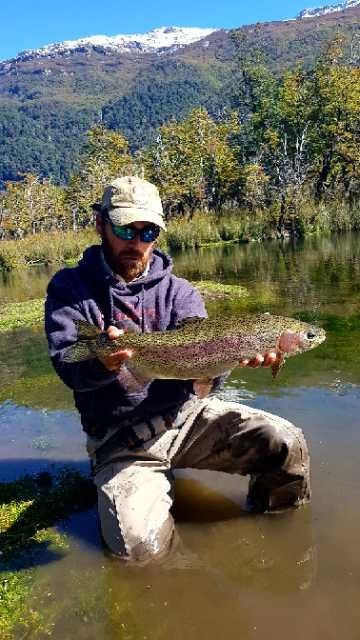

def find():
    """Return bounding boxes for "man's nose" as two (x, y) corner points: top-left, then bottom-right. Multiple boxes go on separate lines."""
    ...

(128, 235), (142, 246)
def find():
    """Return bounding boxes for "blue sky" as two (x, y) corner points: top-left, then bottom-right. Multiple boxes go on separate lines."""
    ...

(1, 0), (340, 61)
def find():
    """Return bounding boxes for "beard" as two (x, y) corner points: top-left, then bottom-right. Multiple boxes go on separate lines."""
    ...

(102, 236), (150, 282)
(117, 253), (149, 281)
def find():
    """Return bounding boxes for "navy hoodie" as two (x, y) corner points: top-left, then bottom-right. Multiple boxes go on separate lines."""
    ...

(45, 244), (207, 438)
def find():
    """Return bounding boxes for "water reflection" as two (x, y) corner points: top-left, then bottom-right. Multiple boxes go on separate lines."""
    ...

(0, 264), (56, 304)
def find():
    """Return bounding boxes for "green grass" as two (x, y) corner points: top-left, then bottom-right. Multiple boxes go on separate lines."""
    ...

(193, 280), (249, 300)
(0, 299), (44, 332)
(0, 571), (52, 640)
(0, 470), (95, 558)
(0, 470), (96, 639)
(0, 229), (98, 272)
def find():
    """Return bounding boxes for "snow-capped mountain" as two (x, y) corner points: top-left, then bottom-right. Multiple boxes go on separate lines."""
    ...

(14, 26), (217, 62)
(298, 0), (360, 18)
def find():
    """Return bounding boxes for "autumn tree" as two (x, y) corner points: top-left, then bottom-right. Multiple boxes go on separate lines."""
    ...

(310, 37), (360, 201)
(65, 126), (136, 228)
(141, 107), (240, 214)
(0, 174), (66, 238)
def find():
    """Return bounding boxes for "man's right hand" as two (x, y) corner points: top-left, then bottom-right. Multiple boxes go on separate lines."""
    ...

(97, 325), (133, 372)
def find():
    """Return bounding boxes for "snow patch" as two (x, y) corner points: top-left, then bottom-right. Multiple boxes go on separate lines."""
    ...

(298, 0), (360, 19)
(14, 26), (218, 61)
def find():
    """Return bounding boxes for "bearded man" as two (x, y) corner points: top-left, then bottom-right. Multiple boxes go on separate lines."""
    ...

(45, 176), (310, 562)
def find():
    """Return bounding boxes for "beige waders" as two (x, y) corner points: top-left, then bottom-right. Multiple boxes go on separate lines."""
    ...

(89, 397), (310, 562)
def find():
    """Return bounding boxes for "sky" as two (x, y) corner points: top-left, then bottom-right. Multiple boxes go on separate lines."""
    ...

(0, 0), (342, 61)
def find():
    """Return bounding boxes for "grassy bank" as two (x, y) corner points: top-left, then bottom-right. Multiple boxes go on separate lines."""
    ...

(0, 282), (249, 333)
(0, 229), (98, 272)
(0, 211), (248, 272)
(1, 200), (359, 272)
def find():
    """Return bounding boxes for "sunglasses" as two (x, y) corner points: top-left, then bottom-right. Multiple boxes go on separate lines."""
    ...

(108, 221), (160, 243)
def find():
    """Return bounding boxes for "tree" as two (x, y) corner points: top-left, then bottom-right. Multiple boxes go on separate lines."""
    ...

(65, 126), (136, 228)
(305, 36), (360, 201)
(0, 174), (66, 238)
(140, 108), (240, 214)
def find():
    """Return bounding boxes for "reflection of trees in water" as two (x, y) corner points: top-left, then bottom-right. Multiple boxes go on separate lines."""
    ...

(0, 326), (48, 381)
(0, 325), (72, 409)
(0, 263), (56, 304)
(174, 233), (360, 316)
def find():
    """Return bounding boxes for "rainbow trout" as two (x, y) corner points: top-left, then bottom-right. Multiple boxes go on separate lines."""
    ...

(63, 314), (326, 379)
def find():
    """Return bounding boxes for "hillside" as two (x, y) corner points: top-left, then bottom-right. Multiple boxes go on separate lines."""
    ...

(0, 5), (359, 184)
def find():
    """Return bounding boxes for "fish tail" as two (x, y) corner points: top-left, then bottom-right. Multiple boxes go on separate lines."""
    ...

(62, 321), (101, 362)
(76, 320), (101, 340)
(62, 341), (95, 362)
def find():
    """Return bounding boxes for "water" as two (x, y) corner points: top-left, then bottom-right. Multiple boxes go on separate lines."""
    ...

(1, 234), (360, 639)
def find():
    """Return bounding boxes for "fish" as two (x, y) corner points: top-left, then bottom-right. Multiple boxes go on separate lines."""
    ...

(62, 314), (326, 380)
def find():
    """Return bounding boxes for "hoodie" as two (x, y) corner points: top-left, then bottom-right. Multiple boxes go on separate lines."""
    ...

(45, 244), (207, 438)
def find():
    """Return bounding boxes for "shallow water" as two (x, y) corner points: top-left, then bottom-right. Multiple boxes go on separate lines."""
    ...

(1, 233), (360, 639)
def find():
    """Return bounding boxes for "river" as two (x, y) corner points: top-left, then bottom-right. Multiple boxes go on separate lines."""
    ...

(1, 233), (359, 639)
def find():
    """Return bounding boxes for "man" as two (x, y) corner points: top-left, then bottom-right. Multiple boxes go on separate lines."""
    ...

(45, 176), (310, 562)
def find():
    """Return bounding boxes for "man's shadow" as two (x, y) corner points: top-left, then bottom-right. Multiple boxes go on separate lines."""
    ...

(0, 460), (98, 571)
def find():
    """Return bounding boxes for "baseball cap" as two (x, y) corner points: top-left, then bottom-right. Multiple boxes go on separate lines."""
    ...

(98, 176), (166, 231)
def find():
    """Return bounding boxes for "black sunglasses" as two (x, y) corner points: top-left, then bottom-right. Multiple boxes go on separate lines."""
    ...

(108, 220), (160, 243)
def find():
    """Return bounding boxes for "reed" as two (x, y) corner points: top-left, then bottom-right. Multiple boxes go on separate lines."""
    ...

(164, 209), (270, 250)
(0, 229), (98, 271)
(0, 200), (359, 271)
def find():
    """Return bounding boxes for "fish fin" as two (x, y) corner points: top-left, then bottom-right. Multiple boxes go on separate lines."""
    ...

(271, 354), (285, 378)
(62, 342), (94, 363)
(119, 364), (152, 394)
(76, 320), (101, 340)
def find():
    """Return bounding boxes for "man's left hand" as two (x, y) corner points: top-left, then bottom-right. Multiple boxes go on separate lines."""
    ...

(193, 378), (214, 398)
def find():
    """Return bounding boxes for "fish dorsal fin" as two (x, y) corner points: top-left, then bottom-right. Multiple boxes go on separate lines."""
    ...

(76, 320), (101, 340)
(176, 317), (206, 330)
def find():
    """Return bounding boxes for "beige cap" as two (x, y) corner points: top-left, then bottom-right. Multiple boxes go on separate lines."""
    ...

(100, 176), (166, 231)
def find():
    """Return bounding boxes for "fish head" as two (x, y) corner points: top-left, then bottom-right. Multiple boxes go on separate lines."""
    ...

(277, 322), (326, 355)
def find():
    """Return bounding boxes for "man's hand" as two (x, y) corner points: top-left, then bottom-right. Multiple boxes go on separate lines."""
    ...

(193, 378), (214, 399)
(97, 325), (133, 372)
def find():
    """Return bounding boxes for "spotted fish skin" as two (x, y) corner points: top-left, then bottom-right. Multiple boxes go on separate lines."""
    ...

(62, 314), (326, 380)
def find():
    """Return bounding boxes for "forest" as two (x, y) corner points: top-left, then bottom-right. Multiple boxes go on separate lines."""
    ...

(0, 37), (359, 251)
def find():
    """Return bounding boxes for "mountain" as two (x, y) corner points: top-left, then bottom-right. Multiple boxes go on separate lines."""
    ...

(298, 0), (360, 19)
(13, 27), (217, 62)
(0, 3), (359, 185)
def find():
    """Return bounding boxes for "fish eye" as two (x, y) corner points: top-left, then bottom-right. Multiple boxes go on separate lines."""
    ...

(306, 330), (316, 340)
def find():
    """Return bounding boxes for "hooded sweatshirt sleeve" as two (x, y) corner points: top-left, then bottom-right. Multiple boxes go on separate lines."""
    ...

(45, 272), (119, 392)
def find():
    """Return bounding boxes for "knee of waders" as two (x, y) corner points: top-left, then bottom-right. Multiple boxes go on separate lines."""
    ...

(247, 470), (311, 512)
(230, 417), (289, 475)
(99, 511), (175, 562)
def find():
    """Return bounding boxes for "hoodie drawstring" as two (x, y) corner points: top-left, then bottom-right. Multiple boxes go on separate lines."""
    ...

(141, 285), (145, 333)
(109, 286), (115, 326)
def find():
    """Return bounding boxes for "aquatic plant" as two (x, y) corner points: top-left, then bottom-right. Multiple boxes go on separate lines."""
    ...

(0, 299), (44, 332)
(0, 281), (250, 334)
(0, 469), (96, 639)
